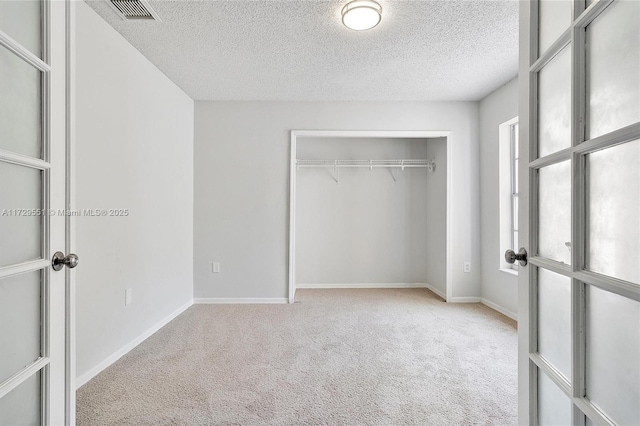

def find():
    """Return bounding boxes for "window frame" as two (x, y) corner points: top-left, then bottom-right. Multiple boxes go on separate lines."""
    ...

(510, 121), (519, 269)
(499, 116), (520, 274)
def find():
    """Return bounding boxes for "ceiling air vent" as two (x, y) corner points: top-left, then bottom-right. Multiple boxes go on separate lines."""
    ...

(106, 0), (161, 21)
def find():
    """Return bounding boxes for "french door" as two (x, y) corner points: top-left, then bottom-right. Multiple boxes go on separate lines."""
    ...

(0, 0), (68, 424)
(519, 0), (639, 425)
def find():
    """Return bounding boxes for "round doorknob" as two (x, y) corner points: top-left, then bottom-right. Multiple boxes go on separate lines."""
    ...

(52, 251), (79, 271)
(505, 247), (528, 266)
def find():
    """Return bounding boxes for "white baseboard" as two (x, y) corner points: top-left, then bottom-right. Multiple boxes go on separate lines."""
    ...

(75, 300), (193, 389)
(448, 296), (482, 303)
(194, 298), (288, 304)
(296, 283), (427, 289)
(481, 297), (518, 321)
(424, 283), (446, 300)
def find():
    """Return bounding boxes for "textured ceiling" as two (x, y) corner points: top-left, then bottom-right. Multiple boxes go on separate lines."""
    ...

(85, 0), (519, 101)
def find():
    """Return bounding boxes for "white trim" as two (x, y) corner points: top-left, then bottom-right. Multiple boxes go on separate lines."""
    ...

(499, 268), (519, 277)
(296, 283), (427, 289)
(0, 28), (51, 72)
(0, 259), (51, 279)
(75, 300), (192, 389)
(64, 0), (77, 423)
(288, 130), (454, 304)
(445, 132), (453, 303)
(194, 298), (289, 304)
(500, 116), (520, 128)
(518, 2), (533, 422)
(448, 296), (481, 303)
(47, 1), (67, 421)
(480, 298), (518, 321)
(0, 357), (50, 399)
(290, 130), (451, 139)
(0, 150), (51, 170)
(288, 131), (296, 303)
(425, 283), (446, 300)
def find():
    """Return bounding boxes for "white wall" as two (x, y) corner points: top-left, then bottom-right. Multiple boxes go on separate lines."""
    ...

(75, 2), (194, 382)
(479, 77), (519, 318)
(194, 102), (479, 301)
(295, 137), (444, 286)
(424, 138), (448, 296)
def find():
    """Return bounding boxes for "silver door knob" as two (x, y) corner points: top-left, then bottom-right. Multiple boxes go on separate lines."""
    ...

(52, 251), (79, 271)
(505, 247), (528, 266)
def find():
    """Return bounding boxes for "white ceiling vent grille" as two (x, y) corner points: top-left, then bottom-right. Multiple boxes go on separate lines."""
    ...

(106, 0), (161, 21)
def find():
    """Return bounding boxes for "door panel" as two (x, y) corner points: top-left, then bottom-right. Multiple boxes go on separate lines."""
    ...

(538, 0), (572, 55)
(0, 162), (43, 267)
(0, 0), (42, 59)
(538, 268), (572, 380)
(586, 0), (640, 139)
(538, 368), (573, 425)
(587, 139), (640, 284)
(538, 160), (571, 265)
(0, 271), (42, 384)
(586, 285), (640, 425)
(0, 371), (41, 426)
(521, 0), (640, 424)
(538, 46), (572, 158)
(0, 43), (43, 159)
(0, 0), (67, 424)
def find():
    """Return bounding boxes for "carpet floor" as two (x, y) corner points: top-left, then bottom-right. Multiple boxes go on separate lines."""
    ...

(77, 289), (518, 425)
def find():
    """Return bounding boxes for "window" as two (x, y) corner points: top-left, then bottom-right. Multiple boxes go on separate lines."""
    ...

(499, 117), (519, 273)
(510, 122), (519, 262)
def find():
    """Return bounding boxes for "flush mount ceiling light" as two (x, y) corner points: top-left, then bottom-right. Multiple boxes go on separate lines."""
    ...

(341, 0), (382, 31)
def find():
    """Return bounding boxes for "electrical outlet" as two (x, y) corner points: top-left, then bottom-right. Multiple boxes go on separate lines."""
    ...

(212, 262), (220, 273)
(463, 262), (471, 273)
(125, 288), (133, 306)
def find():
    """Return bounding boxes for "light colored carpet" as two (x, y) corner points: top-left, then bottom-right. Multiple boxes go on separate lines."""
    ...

(77, 289), (517, 425)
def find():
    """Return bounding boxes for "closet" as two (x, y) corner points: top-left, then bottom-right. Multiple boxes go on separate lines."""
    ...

(291, 136), (447, 297)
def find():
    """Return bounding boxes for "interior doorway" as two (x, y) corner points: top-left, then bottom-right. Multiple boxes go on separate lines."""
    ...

(288, 130), (453, 303)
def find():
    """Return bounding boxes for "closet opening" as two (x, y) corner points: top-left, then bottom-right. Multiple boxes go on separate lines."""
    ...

(288, 131), (453, 303)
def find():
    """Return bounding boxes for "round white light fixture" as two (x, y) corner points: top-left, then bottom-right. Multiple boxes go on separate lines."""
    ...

(341, 0), (382, 31)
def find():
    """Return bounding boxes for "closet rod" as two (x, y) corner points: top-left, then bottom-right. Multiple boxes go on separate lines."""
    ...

(296, 159), (435, 169)
(295, 159), (435, 182)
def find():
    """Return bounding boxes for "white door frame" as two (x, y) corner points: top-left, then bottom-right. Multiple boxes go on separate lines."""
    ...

(0, 0), (71, 423)
(288, 130), (453, 303)
(64, 0), (77, 423)
(518, 2), (532, 422)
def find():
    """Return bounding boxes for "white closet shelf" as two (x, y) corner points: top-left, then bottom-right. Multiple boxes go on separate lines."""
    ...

(296, 159), (435, 169)
(295, 159), (435, 182)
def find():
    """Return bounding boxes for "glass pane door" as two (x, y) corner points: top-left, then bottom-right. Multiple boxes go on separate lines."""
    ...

(525, 0), (640, 424)
(0, 1), (66, 424)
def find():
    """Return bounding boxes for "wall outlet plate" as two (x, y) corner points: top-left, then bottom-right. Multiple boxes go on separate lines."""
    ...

(212, 262), (220, 273)
(125, 288), (133, 305)
(463, 262), (471, 273)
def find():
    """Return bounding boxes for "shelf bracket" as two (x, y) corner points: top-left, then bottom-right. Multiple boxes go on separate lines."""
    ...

(331, 160), (339, 184)
(427, 159), (436, 172)
(391, 168), (400, 182)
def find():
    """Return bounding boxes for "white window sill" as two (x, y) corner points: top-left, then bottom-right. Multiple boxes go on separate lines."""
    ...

(499, 268), (519, 277)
